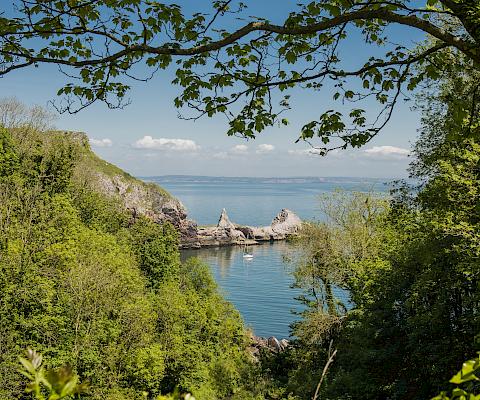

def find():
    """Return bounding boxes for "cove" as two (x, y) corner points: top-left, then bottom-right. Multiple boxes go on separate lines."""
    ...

(158, 176), (385, 338)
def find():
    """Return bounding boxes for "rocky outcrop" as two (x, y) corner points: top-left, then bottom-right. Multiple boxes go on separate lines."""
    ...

(217, 208), (236, 229)
(90, 164), (300, 249)
(271, 209), (303, 236)
(91, 170), (198, 241)
(249, 335), (290, 359)
(63, 130), (197, 243)
(192, 208), (246, 248)
(67, 131), (301, 248)
(236, 209), (302, 242)
(185, 208), (302, 248)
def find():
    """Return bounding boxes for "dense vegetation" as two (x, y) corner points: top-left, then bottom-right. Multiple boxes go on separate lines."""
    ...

(3, 52), (480, 398)
(0, 115), (257, 400)
(1, 5), (480, 396)
(256, 50), (480, 399)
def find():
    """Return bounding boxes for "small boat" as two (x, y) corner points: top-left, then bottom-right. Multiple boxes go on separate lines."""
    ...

(243, 240), (254, 259)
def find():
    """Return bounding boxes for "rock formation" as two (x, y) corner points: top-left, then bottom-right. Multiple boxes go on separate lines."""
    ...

(95, 173), (198, 241)
(249, 334), (290, 359)
(189, 208), (302, 248)
(217, 208), (237, 229)
(70, 131), (198, 243)
(193, 208), (246, 248)
(271, 208), (303, 236)
(91, 164), (301, 249)
(236, 209), (302, 242)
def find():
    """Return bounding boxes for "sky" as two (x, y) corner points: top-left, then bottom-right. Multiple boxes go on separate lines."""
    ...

(0, 1), (427, 178)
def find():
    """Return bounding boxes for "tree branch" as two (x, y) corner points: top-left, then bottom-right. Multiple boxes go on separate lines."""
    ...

(1, 6), (477, 73)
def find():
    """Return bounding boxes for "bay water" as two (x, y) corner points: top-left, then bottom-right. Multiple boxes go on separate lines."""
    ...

(147, 176), (389, 338)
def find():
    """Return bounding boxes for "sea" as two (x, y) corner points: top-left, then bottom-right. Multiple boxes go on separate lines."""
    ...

(145, 176), (391, 339)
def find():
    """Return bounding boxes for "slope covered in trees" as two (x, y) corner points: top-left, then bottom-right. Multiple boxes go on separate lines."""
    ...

(2, 60), (480, 398)
(0, 113), (258, 399)
(258, 49), (480, 400)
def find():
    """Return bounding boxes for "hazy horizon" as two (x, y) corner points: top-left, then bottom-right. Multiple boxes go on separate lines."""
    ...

(142, 174), (402, 180)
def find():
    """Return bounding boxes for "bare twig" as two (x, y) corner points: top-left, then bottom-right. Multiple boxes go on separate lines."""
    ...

(312, 341), (338, 400)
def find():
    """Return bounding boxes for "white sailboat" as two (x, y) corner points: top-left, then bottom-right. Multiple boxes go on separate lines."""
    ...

(243, 239), (254, 259)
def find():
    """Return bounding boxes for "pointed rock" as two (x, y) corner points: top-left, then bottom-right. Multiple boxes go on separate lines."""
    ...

(217, 208), (236, 229)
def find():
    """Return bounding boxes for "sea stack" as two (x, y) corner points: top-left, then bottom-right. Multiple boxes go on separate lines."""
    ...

(217, 208), (236, 229)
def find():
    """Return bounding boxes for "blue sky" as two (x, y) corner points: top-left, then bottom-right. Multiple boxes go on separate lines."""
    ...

(1, 1), (426, 178)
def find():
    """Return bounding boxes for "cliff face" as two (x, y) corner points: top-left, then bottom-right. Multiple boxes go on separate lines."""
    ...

(69, 131), (198, 241)
(95, 173), (198, 240)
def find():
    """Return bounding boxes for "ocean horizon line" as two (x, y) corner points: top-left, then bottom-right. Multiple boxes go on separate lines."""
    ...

(140, 174), (405, 181)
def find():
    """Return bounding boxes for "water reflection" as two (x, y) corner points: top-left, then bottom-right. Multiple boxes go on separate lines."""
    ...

(182, 244), (265, 278)
(181, 241), (302, 338)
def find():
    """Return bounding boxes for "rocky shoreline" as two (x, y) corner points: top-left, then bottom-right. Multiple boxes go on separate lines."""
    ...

(180, 208), (302, 249)
(248, 334), (290, 361)
(91, 159), (301, 248)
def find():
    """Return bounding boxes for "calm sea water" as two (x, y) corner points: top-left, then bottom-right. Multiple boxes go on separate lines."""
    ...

(146, 176), (390, 338)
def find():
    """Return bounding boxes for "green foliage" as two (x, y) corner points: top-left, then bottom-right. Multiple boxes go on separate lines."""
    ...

(19, 349), (87, 400)
(0, 106), (256, 399)
(433, 355), (480, 400)
(280, 191), (390, 399)
(271, 48), (480, 400)
(127, 218), (180, 286)
(70, 184), (129, 233)
(0, 128), (19, 178)
(1, 2), (479, 150)
(154, 258), (249, 398)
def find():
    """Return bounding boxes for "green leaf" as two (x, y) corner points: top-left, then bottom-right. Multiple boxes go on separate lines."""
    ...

(450, 359), (480, 384)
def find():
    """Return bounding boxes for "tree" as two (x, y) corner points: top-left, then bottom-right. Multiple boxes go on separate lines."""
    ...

(281, 191), (389, 399)
(322, 51), (480, 399)
(276, 53), (480, 397)
(0, 102), (258, 399)
(1, 1), (479, 151)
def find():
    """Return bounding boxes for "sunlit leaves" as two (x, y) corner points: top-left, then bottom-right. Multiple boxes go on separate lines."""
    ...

(0, 0), (478, 149)
(433, 355), (480, 400)
(19, 348), (87, 400)
(450, 358), (480, 385)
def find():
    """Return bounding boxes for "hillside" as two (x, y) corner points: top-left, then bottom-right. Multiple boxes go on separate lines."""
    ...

(0, 124), (256, 400)
(66, 131), (199, 241)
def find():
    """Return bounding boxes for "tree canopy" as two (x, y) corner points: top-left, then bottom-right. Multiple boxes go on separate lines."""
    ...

(1, 1), (479, 151)
(0, 105), (257, 399)
(266, 48), (480, 400)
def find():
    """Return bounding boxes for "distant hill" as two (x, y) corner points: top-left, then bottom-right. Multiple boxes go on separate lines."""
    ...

(143, 175), (395, 185)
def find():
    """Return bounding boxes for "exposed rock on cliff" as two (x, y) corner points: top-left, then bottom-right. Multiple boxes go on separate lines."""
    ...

(95, 174), (198, 240)
(70, 131), (198, 242)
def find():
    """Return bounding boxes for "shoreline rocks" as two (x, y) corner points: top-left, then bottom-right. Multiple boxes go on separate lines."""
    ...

(249, 334), (290, 359)
(95, 170), (301, 249)
(67, 131), (301, 250)
(180, 208), (302, 249)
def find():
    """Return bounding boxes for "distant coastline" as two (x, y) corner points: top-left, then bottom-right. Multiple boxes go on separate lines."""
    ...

(142, 175), (400, 185)
(142, 175), (398, 228)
